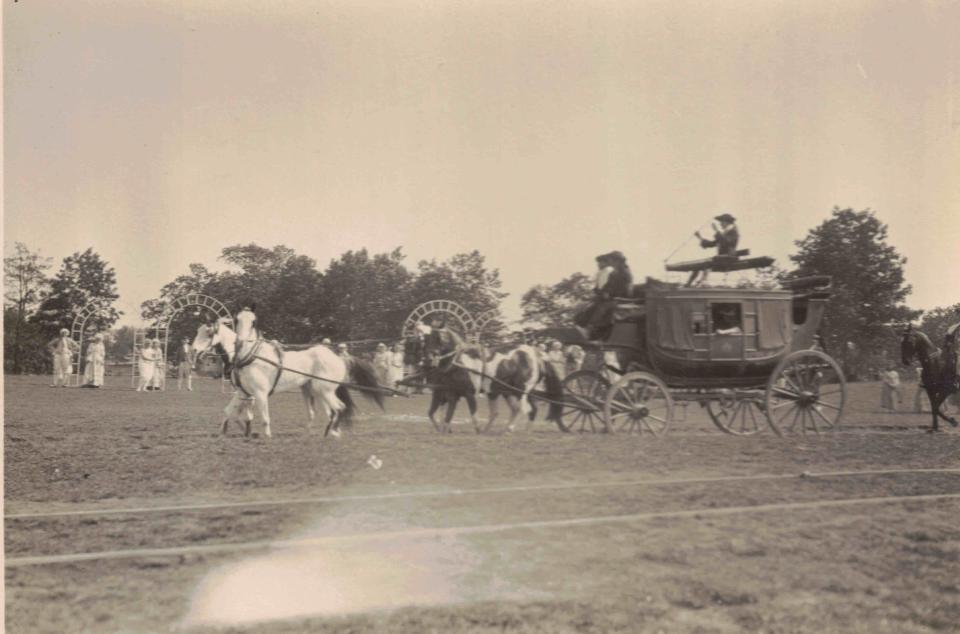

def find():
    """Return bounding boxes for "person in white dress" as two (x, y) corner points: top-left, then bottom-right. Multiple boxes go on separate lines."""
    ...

(176, 337), (196, 391)
(83, 333), (106, 388)
(137, 339), (158, 392)
(373, 342), (391, 387)
(48, 328), (79, 387)
(389, 342), (406, 395)
(150, 339), (165, 391)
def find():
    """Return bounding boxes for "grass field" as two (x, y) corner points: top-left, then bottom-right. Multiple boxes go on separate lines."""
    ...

(5, 373), (960, 633)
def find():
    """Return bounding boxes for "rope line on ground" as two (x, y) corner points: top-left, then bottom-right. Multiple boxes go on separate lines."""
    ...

(8, 491), (960, 567)
(8, 468), (960, 520)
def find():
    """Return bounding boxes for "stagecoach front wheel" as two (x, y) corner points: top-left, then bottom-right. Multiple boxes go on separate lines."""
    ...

(603, 372), (673, 435)
(705, 393), (767, 436)
(557, 370), (609, 433)
(764, 350), (846, 436)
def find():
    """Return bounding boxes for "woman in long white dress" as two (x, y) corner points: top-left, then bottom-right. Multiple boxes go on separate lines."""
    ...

(389, 343), (405, 395)
(83, 333), (106, 387)
(373, 343), (391, 387)
(150, 339), (165, 391)
(137, 339), (157, 392)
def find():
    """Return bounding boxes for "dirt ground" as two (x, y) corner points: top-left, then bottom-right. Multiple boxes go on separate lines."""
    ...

(5, 374), (960, 633)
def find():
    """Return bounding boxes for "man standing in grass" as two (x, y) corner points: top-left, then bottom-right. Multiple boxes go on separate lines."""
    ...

(47, 328), (78, 387)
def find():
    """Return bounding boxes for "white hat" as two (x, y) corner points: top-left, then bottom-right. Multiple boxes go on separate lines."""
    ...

(337, 343), (348, 350)
(60, 328), (69, 335)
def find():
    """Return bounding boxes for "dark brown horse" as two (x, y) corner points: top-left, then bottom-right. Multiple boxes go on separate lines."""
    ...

(421, 326), (484, 433)
(421, 326), (563, 434)
(901, 324), (959, 432)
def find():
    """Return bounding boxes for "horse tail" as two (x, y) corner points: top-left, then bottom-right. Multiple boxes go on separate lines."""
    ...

(348, 358), (387, 411)
(336, 383), (357, 428)
(542, 363), (564, 423)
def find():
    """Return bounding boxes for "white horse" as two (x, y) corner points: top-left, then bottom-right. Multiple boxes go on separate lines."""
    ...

(192, 313), (384, 438)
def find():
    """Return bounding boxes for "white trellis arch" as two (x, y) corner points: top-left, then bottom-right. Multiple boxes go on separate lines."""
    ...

(401, 300), (476, 340)
(133, 293), (233, 391)
(472, 308), (502, 342)
(69, 301), (110, 386)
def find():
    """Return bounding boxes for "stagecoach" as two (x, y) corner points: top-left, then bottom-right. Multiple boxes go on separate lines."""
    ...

(556, 255), (845, 436)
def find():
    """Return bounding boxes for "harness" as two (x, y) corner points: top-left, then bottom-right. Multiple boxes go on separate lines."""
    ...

(232, 336), (285, 398)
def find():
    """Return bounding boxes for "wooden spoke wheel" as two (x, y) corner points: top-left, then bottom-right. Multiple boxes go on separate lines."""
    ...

(603, 371), (674, 435)
(557, 370), (609, 433)
(764, 350), (846, 436)
(705, 392), (767, 436)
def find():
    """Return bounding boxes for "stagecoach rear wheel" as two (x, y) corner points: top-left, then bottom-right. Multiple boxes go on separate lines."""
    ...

(764, 350), (846, 436)
(705, 393), (767, 436)
(557, 370), (609, 433)
(603, 371), (674, 435)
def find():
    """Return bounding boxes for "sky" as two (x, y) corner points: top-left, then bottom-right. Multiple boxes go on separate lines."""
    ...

(5, 0), (959, 328)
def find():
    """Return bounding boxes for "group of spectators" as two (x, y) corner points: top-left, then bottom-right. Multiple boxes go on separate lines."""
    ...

(530, 339), (586, 382)
(880, 365), (960, 414)
(47, 328), (106, 389)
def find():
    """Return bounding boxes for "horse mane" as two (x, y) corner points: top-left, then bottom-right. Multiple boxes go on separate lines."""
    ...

(912, 330), (935, 351)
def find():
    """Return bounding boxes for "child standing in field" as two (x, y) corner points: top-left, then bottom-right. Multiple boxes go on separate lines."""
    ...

(881, 366), (902, 411)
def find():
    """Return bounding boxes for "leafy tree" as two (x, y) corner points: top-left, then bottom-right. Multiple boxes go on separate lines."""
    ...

(4, 242), (52, 373)
(319, 248), (413, 341)
(784, 208), (918, 379)
(107, 325), (137, 363)
(410, 251), (508, 335)
(520, 272), (594, 328)
(918, 304), (960, 344)
(33, 248), (122, 338)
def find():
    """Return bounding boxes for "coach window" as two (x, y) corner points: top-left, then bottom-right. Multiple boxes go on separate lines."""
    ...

(711, 303), (743, 335)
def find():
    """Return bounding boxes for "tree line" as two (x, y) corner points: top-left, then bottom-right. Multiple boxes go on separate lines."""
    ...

(6, 207), (959, 379)
(4, 244), (508, 372)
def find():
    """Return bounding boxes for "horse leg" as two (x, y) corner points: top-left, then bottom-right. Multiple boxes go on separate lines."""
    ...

(526, 398), (538, 432)
(485, 394), (500, 434)
(444, 398), (458, 433)
(935, 399), (959, 429)
(301, 385), (316, 432)
(427, 392), (444, 432)
(255, 396), (272, 438)
(239, 399), (256, 437)
(464, 392), (480, 433)
(505, 395), (521, 433)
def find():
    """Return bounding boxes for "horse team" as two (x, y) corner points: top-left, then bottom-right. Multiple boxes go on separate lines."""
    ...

(191, 310), (565, 438)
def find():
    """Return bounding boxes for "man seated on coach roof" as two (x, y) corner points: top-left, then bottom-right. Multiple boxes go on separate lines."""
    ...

(696, 213), (739, 257)
(689, 213), (740, 285)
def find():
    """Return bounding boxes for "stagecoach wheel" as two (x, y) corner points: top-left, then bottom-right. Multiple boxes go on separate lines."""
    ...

(764, 350), (846, 436)
(557, 370), (610, 433)
(603, 372), (673, 435)
(705, 393), (767, 436)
